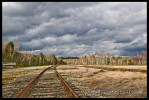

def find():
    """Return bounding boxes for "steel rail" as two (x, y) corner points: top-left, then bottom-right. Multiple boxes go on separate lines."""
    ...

(13, 66), (79, 98)
(54, 66), (79, 98)
(12, 66), (52, 98)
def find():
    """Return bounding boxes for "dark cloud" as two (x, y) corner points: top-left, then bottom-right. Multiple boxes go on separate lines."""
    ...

(114, 33), (133, 43)
(2, 2), (147, 57)
(121, 43), (147, 56)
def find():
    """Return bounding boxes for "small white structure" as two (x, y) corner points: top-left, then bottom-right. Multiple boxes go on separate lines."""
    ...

(2, 62), (16, 66)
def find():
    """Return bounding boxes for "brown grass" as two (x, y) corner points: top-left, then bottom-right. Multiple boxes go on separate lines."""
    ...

(57, 65), (147, 98)
(85, 71), (147, 98)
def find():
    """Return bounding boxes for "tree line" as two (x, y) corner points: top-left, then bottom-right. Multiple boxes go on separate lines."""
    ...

(65, 51), (147, 65)
(2, 41), (66, 67)
(2, 41), (147, 66)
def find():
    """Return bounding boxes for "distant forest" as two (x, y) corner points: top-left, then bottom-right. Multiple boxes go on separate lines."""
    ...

(60, 57), (79, 59)
(65, 51), (147, 65)
(2, 41), (147, 67)
(2, 41), (66, 67)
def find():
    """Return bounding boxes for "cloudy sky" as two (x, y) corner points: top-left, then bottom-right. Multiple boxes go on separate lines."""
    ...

(2, 2), (147, 57)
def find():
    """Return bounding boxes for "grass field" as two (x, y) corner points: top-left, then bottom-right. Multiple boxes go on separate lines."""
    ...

(57, 65), (147, 98)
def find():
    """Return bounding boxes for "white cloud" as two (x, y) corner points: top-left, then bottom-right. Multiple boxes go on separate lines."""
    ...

(2, 2), (147, 57)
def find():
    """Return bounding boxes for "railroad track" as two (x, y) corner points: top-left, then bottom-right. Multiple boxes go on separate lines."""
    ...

(12, 66), (79, 98)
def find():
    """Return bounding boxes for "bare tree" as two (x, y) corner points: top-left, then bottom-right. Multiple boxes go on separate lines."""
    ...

(141, 51), (147, 65)
(101, 51), (105, 65)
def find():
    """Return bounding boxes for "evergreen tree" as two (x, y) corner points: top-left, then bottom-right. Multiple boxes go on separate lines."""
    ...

(107, 57), (110, 65)
(58, 58), (65, 65)
(50, 54), (57, 65)
(4, 41), (14, 62)
(39, 52), (44, 65)
(5, 41), (14, 56)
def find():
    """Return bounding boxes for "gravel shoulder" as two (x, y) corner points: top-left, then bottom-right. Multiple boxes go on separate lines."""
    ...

(2, 68), (46, 98)
(2, 66), (51, 85)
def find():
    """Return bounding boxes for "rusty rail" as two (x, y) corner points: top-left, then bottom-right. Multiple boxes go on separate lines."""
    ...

(12, 66), (52, 98)
(54, 66), (79, 98)
(13, 66), (79, 98)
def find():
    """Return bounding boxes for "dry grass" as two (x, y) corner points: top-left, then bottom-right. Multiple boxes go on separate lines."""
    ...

(79, 65), (147, 70)
(57, 65), (147, 98)
(35, 65), (51, 69)
(85, 71), (147, 98)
